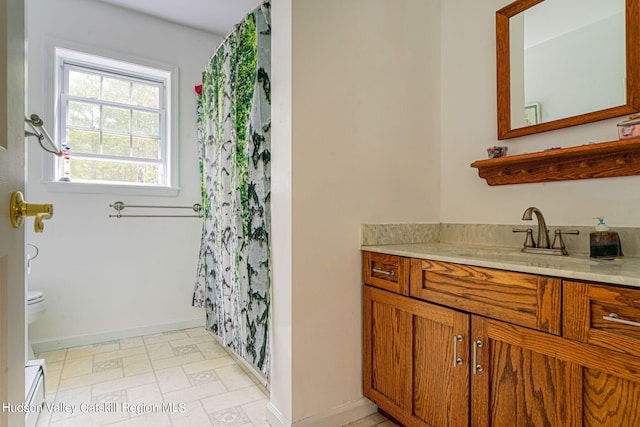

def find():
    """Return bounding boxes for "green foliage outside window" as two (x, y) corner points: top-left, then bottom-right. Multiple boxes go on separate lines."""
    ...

(62, 66), (165, 185)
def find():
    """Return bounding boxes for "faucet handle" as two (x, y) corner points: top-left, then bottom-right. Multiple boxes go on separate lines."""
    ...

(551, 229), (580, 251)
(513, 227), (535, 248)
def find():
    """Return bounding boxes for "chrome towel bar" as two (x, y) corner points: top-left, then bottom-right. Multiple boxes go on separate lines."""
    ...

(109, 201), (203, 218)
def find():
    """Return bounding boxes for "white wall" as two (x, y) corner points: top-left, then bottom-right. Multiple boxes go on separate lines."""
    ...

(271, 0), (442, 424)
(269, 0), (293, 423)
(26, 0), (220, 345)
(441, 0), (640, 227)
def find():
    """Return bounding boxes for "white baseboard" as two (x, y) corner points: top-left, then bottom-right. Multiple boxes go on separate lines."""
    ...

(267, 401), (291, 427)
(267, 398), (377, 427)
(207, 333), (270, 395)
(30, 318), (205, 353)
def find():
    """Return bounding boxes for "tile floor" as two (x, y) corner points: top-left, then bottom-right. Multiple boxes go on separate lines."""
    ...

(34, 327), (269, 427)
(34, 327), (396, 427)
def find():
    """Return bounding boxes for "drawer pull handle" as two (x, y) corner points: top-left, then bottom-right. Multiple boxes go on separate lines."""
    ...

(372, 268), (395, 276)
(472, 340), (483, 375)
(453, 335), (463, 367)
(604, 313), (640, 328)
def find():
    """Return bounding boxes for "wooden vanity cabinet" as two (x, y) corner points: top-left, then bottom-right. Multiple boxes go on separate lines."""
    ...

(362, 251), (640, 426)
(363, 282), (573, 427)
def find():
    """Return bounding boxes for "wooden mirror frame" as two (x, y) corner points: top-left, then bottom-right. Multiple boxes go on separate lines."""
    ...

(497, 0), (640, 140)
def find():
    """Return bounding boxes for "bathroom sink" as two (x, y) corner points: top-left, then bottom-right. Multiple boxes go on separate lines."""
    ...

(428, 245), (601, 267)
(498, 252), (600, 267)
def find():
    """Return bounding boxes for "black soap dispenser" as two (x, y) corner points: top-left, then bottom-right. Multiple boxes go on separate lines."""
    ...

(590, 217), (623, 259)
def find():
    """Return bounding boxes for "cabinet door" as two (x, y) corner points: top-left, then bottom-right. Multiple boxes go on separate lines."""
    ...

(363, 285), (469, 427)
(471, 316), (582, 427)
(471, 316), (640, 426)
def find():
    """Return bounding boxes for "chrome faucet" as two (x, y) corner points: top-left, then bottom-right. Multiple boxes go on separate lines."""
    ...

(521, 207), (550, 248)
(513, 206), (579, 256)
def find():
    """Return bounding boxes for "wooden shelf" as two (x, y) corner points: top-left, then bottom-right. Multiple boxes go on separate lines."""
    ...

(471, 138), (640, 185)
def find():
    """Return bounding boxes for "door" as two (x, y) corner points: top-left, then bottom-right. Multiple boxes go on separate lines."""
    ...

(471, 316), (582, 427)
(1, 1), (26, 426)
(363, 285), (469, 427)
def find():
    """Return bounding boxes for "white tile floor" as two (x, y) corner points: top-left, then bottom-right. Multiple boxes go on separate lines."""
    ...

(33, 327), (396, 427)
(34, 327), (269, 427)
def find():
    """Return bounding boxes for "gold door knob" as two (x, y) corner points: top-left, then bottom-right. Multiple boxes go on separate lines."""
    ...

(10, 191), (53, 233)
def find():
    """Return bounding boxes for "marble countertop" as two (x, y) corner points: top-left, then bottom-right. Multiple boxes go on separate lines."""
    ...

(361, 242), (640, 288)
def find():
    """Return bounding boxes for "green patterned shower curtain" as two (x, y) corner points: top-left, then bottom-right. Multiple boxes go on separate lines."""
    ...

(194, 2), (271, 378)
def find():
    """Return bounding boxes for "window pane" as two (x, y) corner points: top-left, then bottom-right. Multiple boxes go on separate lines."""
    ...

(68, 101), (100, 128)
(103, 106), (130, 132)
(67, 129), (99, 155)
(132, 137), (160, 159)
(102, 77), (131, 104)
(69, 70), (100, 99)
(132, 111), (160, 136)
(70, 159), (161, 184)
(132, 83), (159, 109)
(103, 133), (131, 156)
(59, 52), (170, 186)
(141, 164), (160, 183)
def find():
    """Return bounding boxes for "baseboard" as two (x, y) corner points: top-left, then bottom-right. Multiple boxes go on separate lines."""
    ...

(30, 318), (205, 353)
(267, 397), (377, 427)
(267, 401), (291, 427)
(207, 333), (270, 395)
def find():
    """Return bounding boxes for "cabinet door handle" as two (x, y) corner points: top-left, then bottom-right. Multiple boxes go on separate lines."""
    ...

(453, 335), (463, 367)
(472, 340), (483, 375)
(603, 313), (640, 328)
(372, 268), (395, 276)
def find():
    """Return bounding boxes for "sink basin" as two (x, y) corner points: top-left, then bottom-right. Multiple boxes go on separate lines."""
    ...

(498, 252), (600, 267)
(429, 245), (601, 267)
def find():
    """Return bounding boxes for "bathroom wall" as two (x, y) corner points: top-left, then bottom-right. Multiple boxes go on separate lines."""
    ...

(440, 0), (640, 228)
(270, 0), (442, 424)
(272, 0), (640, 424)
(26, 0), (220, 347)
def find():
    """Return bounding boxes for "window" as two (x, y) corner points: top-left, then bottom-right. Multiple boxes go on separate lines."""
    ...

(54, 48), (174, 187)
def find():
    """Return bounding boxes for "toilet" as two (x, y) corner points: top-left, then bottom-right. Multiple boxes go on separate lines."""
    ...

(27, 290), (46, 361)
(26, 290), (46, 427)
(27, 290), (46, 325)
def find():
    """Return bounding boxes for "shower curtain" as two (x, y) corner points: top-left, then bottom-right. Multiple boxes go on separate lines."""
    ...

(194, 2), (271, 378)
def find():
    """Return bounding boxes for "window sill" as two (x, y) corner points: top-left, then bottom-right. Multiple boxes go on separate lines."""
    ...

(42, 180), (181, 197)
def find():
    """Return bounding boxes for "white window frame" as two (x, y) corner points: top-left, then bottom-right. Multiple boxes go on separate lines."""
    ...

(44, 44), (180, 196)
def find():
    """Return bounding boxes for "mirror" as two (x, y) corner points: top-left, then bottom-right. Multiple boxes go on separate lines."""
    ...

(497, 0), (640, 139)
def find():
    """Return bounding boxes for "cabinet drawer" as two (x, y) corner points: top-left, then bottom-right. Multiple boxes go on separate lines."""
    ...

(564, 281), (640, 357)
(362, 251), (410, 295)
(410, 259), (561, 334)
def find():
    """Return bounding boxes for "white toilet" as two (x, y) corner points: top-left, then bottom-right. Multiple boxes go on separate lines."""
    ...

(27, 290), (46, 325)
(26, 289), (47, 427)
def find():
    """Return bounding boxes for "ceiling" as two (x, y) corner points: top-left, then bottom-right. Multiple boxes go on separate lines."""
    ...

(97, 0), (263, 36)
